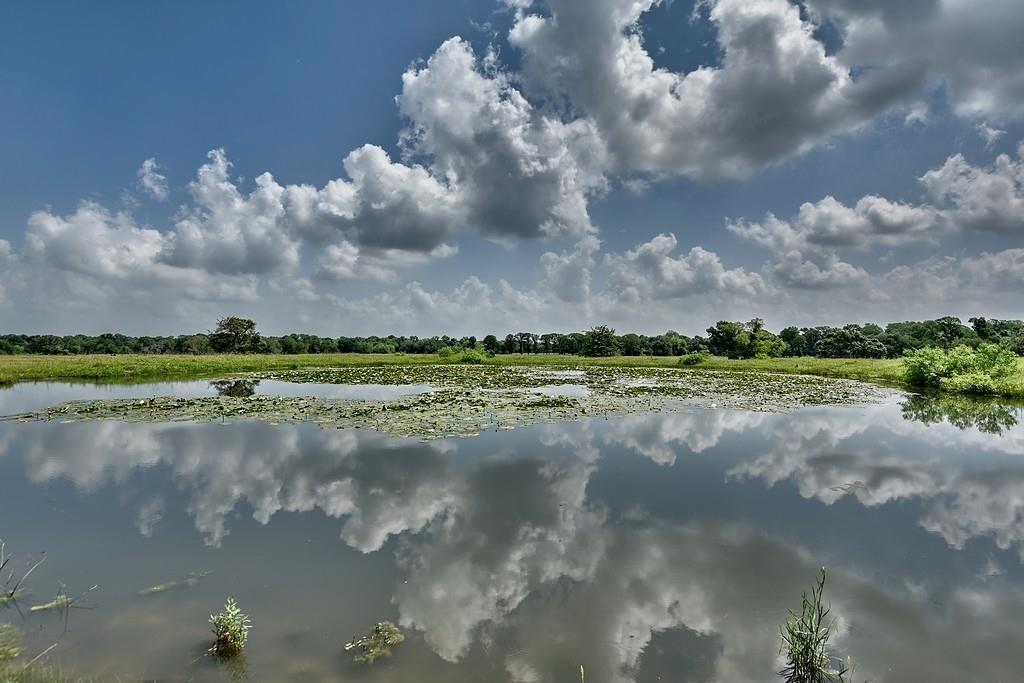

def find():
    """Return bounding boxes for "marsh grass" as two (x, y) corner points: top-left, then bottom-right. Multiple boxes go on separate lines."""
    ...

(344, 622), (404, 664)
(0, 626), (75, 683)
(0, 353), (905, 386)
(0, 624), (22, 663)
(0, 664), (72, 683)
(209, 597), (251, 658)
(780, 568), (848, 683)
(1, 542), (46, 609)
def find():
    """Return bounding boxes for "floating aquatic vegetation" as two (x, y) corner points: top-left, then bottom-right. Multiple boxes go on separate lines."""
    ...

(27, 596), (72, 614)
(344, 621), (404, 664)
(137, 570), (212, 596)
(24, 366), (894, 440)
(209, 597), (251, 658)
(28, 583), (96, 615)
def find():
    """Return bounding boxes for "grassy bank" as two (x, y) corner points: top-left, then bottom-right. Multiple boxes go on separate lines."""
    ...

(1, 352), (1022, 396)
(0, 353), (443, 385)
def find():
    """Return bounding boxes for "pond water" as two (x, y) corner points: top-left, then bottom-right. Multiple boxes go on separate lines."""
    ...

(2, 383), (1024, 681)
(0, 379), (436, 415)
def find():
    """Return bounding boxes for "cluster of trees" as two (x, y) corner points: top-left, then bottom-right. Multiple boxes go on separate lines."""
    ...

(776, 316), (1024, 359)
(2, 315), (1023, 360)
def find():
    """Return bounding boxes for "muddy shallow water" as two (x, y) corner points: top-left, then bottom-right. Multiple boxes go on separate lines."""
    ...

(1, 379), (1024, 682)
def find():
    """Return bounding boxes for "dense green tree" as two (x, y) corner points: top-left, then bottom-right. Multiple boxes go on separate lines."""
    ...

(706, 321), (749, 358)
(619, 333), (646, 356)
(779, 327), (805, 356)
(209, 317), (260, 353)
(4, 315), (1022, 360)
(882, 317), (978, 356)
(815, 326), (887, 358)
(582, 325), (619, 357)
(706, 320), (784, 359)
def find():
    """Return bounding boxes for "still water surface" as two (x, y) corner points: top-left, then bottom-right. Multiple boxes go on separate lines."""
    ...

(1, 382), (1023, 681)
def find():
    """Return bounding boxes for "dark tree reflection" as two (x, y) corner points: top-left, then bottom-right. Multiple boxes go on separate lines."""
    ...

(901, 393), (1022, 434)
(211, 379), (260, 398)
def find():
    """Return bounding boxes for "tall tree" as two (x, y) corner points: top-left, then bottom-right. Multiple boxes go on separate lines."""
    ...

(209, 317), (260, 353)
(583, 325), (620, 357)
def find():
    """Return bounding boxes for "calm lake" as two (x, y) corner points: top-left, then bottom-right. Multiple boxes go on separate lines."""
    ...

(2, 381), (1023, 681)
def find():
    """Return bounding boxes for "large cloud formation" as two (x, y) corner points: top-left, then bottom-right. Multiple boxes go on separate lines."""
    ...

(507, 0), (923, 180)
(728, 143), (1024, 305)
(809, 0), (1024, 117)
(1, 0), (1023, 333)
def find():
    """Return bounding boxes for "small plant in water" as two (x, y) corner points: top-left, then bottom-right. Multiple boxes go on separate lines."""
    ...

(0, 623), (23, 663)
(780, 568), (848, 683)
(209, 597), (251, 658)
(344, 621), (404, 664)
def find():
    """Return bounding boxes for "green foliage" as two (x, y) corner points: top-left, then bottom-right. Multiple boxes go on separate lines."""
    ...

(437, 346), (456, 359)
(0, 664), (77, 683)
(678, 350), (710, 366)
(482, 334), (500, 354)
(974, 343), (1018, 378)
(582, 325), (620, 357)
(753, 333), (787, 359)
(0, 623), (22, 663)
(706, 320), (785, 359)
(344, 621), (404, 664)
(904, 343), (1019, 394)
(779, 327), (806, 356)
(209, 597), (251, 658)
(814, 327), (886, 359)
(779, 568), (848, 683)
(940, 372), (996, 394)
(2, 315), (1021, 364)
(903, 346), (949, 387)
(209, 317), (260, 354)
(456, 349), (487, 364)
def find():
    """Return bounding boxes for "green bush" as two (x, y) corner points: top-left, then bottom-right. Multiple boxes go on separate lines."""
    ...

(457, 349), (487, 364)
(975, 343), (1017, 378)
(437, 346), (456, 359)
(903, 343), (1018, 393)
(902, 347), (948, 387)
(940, 372), (997, 394)
(678, 351), (710, 366)
(209, 597), (251, 658)
(943, 344), (978, 375)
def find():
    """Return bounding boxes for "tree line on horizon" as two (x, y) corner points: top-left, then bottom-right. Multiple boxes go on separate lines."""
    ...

(1, 315), (1023, 360)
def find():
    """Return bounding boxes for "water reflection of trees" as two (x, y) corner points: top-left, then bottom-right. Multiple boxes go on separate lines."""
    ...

(210, 379), (260, 398)
(900, 393), (1022, 434)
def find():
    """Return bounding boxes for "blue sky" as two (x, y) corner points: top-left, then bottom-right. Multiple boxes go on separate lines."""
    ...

(1, 0), (1022, 336)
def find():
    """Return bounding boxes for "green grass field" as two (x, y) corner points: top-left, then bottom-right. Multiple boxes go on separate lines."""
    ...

(1, 352), (1022, 397)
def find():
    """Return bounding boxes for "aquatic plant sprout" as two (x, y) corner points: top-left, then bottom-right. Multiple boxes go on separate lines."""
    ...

(210, 597), (251, 658)
(779, 568), (849, 683)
